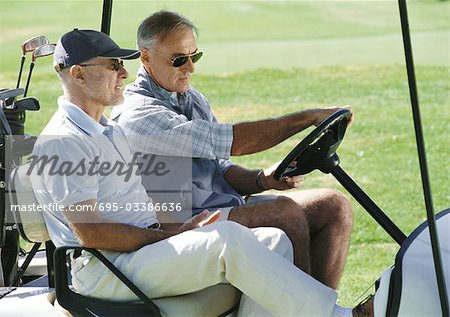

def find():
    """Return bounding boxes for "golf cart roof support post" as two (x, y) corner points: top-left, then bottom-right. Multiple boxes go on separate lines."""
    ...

(0, 134), (5, 246)
(398, 0), (449, 315)
(101, 0), (113, 35)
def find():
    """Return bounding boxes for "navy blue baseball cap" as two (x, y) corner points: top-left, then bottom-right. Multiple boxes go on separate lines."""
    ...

(54, 29), (140, 71)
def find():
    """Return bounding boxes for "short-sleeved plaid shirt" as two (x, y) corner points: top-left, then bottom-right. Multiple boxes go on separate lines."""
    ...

(111, 67), (245, 215)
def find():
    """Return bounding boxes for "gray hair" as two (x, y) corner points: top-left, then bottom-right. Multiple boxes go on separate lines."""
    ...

(137, 10), (199, 50)
(55, 67), (69, 85)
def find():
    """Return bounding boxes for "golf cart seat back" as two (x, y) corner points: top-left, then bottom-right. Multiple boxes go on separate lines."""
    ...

(9, 163), (50, 244)
(373, 208), (450, 317)
(9, 163), (241, 317)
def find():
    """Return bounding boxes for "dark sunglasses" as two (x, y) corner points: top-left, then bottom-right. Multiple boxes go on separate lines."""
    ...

(79, 59), (124, 71)
(154, 49), (203, 68)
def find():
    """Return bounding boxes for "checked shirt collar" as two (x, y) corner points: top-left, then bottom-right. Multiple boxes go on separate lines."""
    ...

(128, 66), (208, 120)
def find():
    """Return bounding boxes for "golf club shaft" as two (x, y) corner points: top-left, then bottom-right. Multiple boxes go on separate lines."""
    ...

(23, 62), (35, 97)
(398, 0), (449, 315)
(16, 56), (26, 89)
(331, 165), (407, 245)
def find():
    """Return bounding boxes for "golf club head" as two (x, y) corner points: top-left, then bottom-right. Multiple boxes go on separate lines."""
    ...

(13, 97), (40, 111)
(0, 88), (25, 103)
(17, 36), (48, 89)
(24, 44), (56, 97)
(32, 43), (56, 62)
(0, 88), (25, 109)
(21, 35), (49, 55)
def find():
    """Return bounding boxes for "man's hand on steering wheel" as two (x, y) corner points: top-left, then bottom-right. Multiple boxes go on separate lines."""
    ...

(259, 161), (304, 191)
(312, 106), (354, 127)
(259, 107), (353, 190)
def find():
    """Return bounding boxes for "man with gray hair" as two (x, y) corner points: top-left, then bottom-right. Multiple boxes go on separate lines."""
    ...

(28, 28), (375, 317)
(111, 10), (353, 290)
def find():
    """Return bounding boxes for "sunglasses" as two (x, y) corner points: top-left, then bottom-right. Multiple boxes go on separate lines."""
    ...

(154, 49), (203, 68)
(79, 59), (124, 71)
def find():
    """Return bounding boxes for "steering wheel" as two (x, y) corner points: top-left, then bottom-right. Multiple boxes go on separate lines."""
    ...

(274, 109), (351, 181)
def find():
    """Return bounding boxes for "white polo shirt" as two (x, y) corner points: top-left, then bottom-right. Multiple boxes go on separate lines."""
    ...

(29, 97), (158, 247)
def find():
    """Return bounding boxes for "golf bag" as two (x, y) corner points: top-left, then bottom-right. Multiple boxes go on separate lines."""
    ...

(0, 88), (37, 286)
(0, 104), (26, 286)
(373, 208), (449, 316)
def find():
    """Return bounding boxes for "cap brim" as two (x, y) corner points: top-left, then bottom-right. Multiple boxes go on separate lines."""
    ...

(100, 48), (141, 60)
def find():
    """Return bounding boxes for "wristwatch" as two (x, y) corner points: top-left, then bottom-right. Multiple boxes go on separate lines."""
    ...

(256, 170), (266, 191)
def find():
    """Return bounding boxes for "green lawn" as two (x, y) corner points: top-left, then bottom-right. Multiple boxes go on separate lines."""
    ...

(1, 0), (449, 307)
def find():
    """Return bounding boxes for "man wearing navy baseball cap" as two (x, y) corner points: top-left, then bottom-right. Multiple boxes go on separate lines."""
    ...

(51, 29), (140, 118)
(54, 28), (140, 71)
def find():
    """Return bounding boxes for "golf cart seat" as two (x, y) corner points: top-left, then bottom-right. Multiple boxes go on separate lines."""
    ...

(9, 163), (241, 316)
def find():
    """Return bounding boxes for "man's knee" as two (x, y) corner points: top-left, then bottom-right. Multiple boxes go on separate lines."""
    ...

(212, 221), (254, 241)
(269, 228), (294, 262)
(323, 189), (353, 231)
(251, 227), (294, 262)
(218, 223), (295, 264)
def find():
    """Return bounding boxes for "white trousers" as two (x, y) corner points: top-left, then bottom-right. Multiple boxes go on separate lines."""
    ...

(72, 222), (337, 317)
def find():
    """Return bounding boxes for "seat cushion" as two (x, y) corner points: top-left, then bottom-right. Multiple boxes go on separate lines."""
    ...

(153, 284), (241, 317)
(58, 283), (241, 317)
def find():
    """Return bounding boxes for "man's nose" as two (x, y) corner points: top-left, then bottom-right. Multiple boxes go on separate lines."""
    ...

(119, 65), (129, 79)
(183, 56), (195, 73)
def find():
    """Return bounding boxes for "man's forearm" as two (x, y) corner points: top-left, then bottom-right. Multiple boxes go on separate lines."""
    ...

(223, 165), (264, 196)
(63, 200), (177, 252)
(230, 108), (342, 156)
(231, 110), (316, 156)
(70, 222), (176, 252)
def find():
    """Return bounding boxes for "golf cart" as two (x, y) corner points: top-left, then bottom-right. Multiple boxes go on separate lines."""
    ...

(0, 0), (448, 316)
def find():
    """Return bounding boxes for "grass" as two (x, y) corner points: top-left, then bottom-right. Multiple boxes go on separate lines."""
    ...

(1, 0), (449, 308)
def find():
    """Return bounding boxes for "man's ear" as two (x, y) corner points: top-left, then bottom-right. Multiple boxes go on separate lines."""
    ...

(140, 48), (155, 75)
(69, 65), (85, 85)
(140, 48), (152, 65)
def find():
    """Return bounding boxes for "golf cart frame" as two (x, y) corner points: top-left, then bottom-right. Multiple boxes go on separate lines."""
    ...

(0, 0), (448, 316)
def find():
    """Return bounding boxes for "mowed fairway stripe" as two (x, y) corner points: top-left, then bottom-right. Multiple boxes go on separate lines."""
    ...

(197, 30), (449, 75)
